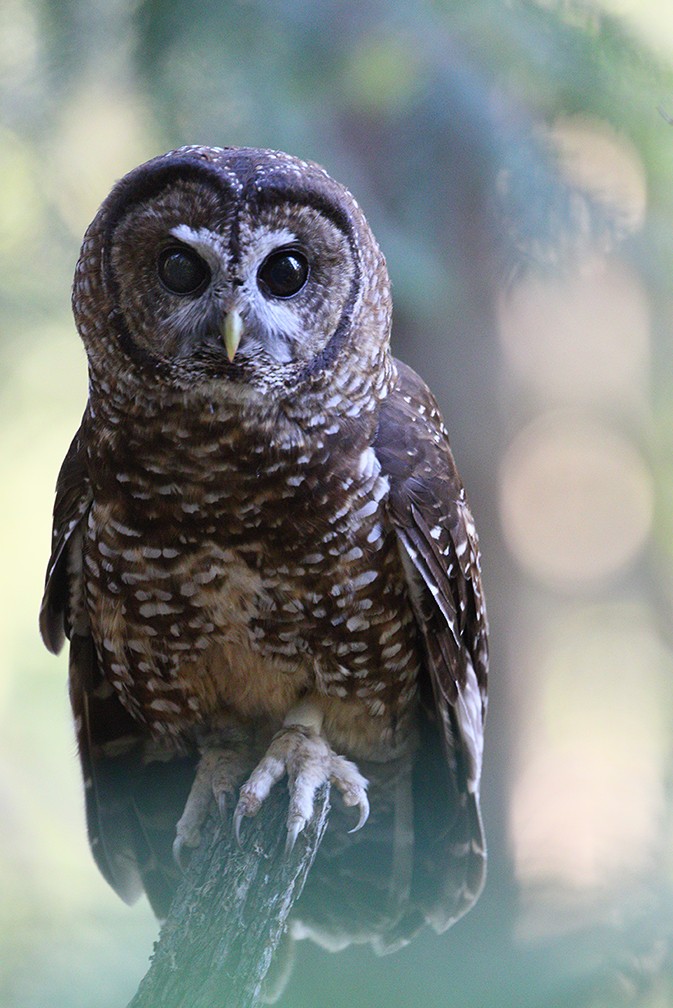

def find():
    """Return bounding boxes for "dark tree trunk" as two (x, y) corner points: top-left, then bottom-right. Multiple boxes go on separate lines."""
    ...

(128, 786), (330, 1008)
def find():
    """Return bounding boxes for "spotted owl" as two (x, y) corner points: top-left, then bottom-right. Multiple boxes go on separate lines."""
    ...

(39, 146), (488, 944)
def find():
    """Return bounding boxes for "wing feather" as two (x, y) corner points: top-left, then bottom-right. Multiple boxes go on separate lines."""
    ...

(40, 424), (190, 915)
(375, 360), (488, 776)
(39, 427), (92, 654)
(374, 359), (489, 928)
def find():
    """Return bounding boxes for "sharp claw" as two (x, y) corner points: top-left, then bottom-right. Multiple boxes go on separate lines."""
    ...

(233, 804), (245, 846)
(285, 818), (304, 855)
(348, 795), (370, 834)
(173, 834), (191, 871)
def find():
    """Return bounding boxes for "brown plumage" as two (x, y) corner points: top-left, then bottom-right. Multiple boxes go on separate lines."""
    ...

(39, 146), (488, 945)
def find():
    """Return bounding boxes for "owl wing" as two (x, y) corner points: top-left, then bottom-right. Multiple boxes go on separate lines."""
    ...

(39, 430), (189, 914)
(373, 359), (488, 931)
(39, 428), (92, 654)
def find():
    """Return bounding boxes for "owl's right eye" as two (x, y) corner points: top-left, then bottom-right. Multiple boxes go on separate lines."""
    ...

(158, 246), (211, 296)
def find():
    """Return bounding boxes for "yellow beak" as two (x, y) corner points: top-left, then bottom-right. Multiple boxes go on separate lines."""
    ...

(221, 309), (244, 362)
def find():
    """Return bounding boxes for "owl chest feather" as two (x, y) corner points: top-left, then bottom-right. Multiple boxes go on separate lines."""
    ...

(83, 398), (420, 744)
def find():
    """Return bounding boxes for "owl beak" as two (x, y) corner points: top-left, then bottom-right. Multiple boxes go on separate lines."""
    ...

(221, 309), (244, 361)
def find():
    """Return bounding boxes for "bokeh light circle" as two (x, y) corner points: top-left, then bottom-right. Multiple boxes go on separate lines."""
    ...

(499, 412), (653, 588)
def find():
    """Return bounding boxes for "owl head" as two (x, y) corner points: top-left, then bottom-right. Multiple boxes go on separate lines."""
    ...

(73, 146), (392, 399)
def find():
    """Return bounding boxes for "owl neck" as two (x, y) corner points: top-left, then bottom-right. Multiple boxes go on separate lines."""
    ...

(84, 344), (396, 485)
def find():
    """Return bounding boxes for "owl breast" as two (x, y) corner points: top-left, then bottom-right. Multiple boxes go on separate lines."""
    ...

(82, 402), (421, 757)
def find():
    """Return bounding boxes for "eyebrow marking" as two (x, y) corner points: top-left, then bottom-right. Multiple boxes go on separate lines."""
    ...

(169, 225), (227, 272)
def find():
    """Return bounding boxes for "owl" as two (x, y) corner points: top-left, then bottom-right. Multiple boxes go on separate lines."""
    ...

(39, 146), (488, 945)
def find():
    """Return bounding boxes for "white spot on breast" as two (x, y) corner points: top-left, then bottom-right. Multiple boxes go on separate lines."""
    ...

(282, 599), (304, 613)
(97, 541), (118, 559)
(352, 499), (379, 522)
(366, 523), (383, 544)
(351, 570), (378, 590)
(323, 393), (344, 410)
(109, 518), (142, 538)
(367, 699), (386, 716)
(331, 503), (350, 521)
(149, 698), (182, 714)
(346, 614), (370, 632)
(357, 448), (380, 480)
(194, 566), (219, 584)
(379, 619), (402, 645)
(202, 490), (228, 504)
(171, 640), (193, 651)
(139, 601), (181, 618)
(84, 555), (100, 576)
(382, 641), (403, 659)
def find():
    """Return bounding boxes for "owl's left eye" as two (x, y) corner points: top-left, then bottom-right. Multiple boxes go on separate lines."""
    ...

(257, 248), (309, 299)
(158, 246), (211, 296)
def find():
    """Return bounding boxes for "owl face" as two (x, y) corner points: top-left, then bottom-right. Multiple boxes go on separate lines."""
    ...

(79, 147), (390, 396)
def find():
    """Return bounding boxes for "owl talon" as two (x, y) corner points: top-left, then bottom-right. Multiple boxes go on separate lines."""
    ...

(233, 806), (243, 846)
(232, 802), (249, 846)
(233, 722), (369, 853)
(233, 777), (270, 845)
(175, 741), (249, 858)
(348, 794), (370, 834)
(285, 817), (305, 855)
(172, 833), (194, 872)
(173, 811), (204, 869)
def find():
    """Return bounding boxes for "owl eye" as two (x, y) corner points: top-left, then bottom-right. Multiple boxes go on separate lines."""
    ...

(258, 248), (309, 299)
(158, 246), (211, 296)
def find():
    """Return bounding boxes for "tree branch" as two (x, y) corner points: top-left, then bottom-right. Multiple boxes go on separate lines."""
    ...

(127, 785), (330, 1008)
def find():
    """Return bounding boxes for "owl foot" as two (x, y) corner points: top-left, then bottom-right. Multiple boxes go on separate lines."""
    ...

(233, 702), (369, 853)
(173, 742), (248, 868)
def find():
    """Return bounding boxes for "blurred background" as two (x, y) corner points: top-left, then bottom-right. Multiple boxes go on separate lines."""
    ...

(3, 0), (673, 1005)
